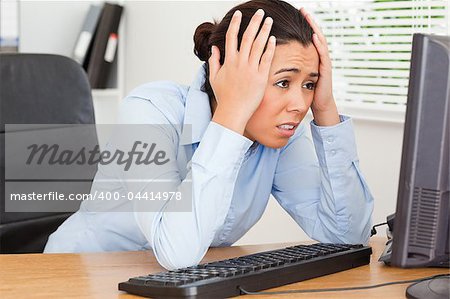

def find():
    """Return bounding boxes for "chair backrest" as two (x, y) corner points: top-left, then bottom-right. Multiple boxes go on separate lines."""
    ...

(0, 53), (97, 253)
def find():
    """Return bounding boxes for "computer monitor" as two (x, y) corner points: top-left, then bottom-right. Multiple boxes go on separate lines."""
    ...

(389, 33), (449, 297)
(390, 33), (449, 268)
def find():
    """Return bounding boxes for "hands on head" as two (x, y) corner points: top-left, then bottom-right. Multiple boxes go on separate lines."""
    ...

(209, 9), (276, 136)
(209, 6), (340, 144)
(299, 8), (340, 126)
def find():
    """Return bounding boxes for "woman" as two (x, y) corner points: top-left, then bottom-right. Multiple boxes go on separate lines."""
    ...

(45, 0), (374, 271)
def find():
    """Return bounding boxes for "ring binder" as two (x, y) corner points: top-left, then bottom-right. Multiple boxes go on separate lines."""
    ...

(87, 3), (123, 89)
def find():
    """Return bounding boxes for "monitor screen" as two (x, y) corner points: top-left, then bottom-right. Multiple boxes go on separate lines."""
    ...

(390, 33), (449, 268)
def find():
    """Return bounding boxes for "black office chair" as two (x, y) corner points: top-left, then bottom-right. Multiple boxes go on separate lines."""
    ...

(0, 53), (98, 253)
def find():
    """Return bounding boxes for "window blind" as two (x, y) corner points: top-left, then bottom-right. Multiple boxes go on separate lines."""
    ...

(294, 0), (449, 106)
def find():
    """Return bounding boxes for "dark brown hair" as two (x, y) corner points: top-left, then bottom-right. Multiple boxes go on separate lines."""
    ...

(193, 0), (314, 106)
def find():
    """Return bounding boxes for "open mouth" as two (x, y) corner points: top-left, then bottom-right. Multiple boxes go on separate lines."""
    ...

(276, 123), (298, 137)
(276, 124), (295, 130)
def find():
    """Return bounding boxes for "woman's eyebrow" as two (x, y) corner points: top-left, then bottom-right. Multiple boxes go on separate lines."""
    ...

(273, 67), (319, 77)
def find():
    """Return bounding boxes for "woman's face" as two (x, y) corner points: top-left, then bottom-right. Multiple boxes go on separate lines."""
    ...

(243, 41), (319, 149)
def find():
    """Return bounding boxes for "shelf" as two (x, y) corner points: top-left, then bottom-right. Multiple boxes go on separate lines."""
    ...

(92, 88), (120, 101)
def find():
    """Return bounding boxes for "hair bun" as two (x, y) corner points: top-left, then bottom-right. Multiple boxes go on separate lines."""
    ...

(193, 22), (215, 62)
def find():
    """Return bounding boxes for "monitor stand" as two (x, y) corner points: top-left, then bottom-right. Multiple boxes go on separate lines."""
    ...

(406, 276), (450, 299)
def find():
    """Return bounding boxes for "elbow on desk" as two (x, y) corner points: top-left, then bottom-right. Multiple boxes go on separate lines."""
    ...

(340, 228), (371, 245)
(311, 215), (372, 246)
(334, 202), (373, 245)
(312, 229), (371, 246)
(152, 237), (208, 271)
(153, 245), (207, 271)
(340, 217), (372, 245)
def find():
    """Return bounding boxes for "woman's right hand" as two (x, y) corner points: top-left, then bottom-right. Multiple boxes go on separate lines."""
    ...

(209, 9), (276, 136)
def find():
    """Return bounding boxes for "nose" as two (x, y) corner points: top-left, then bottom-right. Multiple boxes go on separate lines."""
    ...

(286, 90), (308, 114)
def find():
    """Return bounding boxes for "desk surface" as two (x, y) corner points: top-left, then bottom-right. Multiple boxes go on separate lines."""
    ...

(0, 237), (448, 298)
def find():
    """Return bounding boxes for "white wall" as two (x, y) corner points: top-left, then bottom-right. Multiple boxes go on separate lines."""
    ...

(122, 1), (404, 245)
(123, 1), (239, 93)
(19, 1), (91, 56)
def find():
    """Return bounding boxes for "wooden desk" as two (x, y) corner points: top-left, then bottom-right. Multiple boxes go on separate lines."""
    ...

(0, 237), (447, 298)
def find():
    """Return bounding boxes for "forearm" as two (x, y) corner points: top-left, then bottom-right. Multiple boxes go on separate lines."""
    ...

(309, 116), (374, 244)
(137, 122), (253, 270)
(211, 104), (253, 136)
(311, 100), (340, 127)
(312, 162), (374, 244)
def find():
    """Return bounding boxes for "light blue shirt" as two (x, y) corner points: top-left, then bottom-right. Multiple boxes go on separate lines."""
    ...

(44, 63), (374, 270)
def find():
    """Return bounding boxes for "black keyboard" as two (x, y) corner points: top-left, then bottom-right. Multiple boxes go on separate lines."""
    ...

(118, 243), (372, 298)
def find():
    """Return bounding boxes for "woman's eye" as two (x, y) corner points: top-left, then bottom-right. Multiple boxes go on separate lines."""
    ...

(276, 80), (316, 90)
(304, 82), (316, 90)
(275, 80), (289, 88)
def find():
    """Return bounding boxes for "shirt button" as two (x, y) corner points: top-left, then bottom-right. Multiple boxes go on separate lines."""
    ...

(331, 150), (337, 156)
(327, 136), (334, 143)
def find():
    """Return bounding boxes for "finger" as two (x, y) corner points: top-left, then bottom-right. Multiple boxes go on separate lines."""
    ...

(307, 15), (328, 48)
(224, 10), (242, 63)
(259, 35), (276, 75)
(312, 33), (332, 62)
(312, 34), (332, 67)
(249, 16), (273, 66)
(239, 9), (265, 61)
(208, 45), (220, 81)
(300, 8), (328, 47)
(300, 7), (322, 35)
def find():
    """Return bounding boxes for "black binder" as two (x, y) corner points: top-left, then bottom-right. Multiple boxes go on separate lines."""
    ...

(72, 4), (103, 70)
(87, 3), (123, 89)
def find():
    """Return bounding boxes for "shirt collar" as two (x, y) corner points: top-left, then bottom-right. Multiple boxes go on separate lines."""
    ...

(180, 63), (212, 145)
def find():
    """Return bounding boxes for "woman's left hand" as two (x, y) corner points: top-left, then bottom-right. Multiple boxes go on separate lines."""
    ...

(300, 8), (340, 126)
